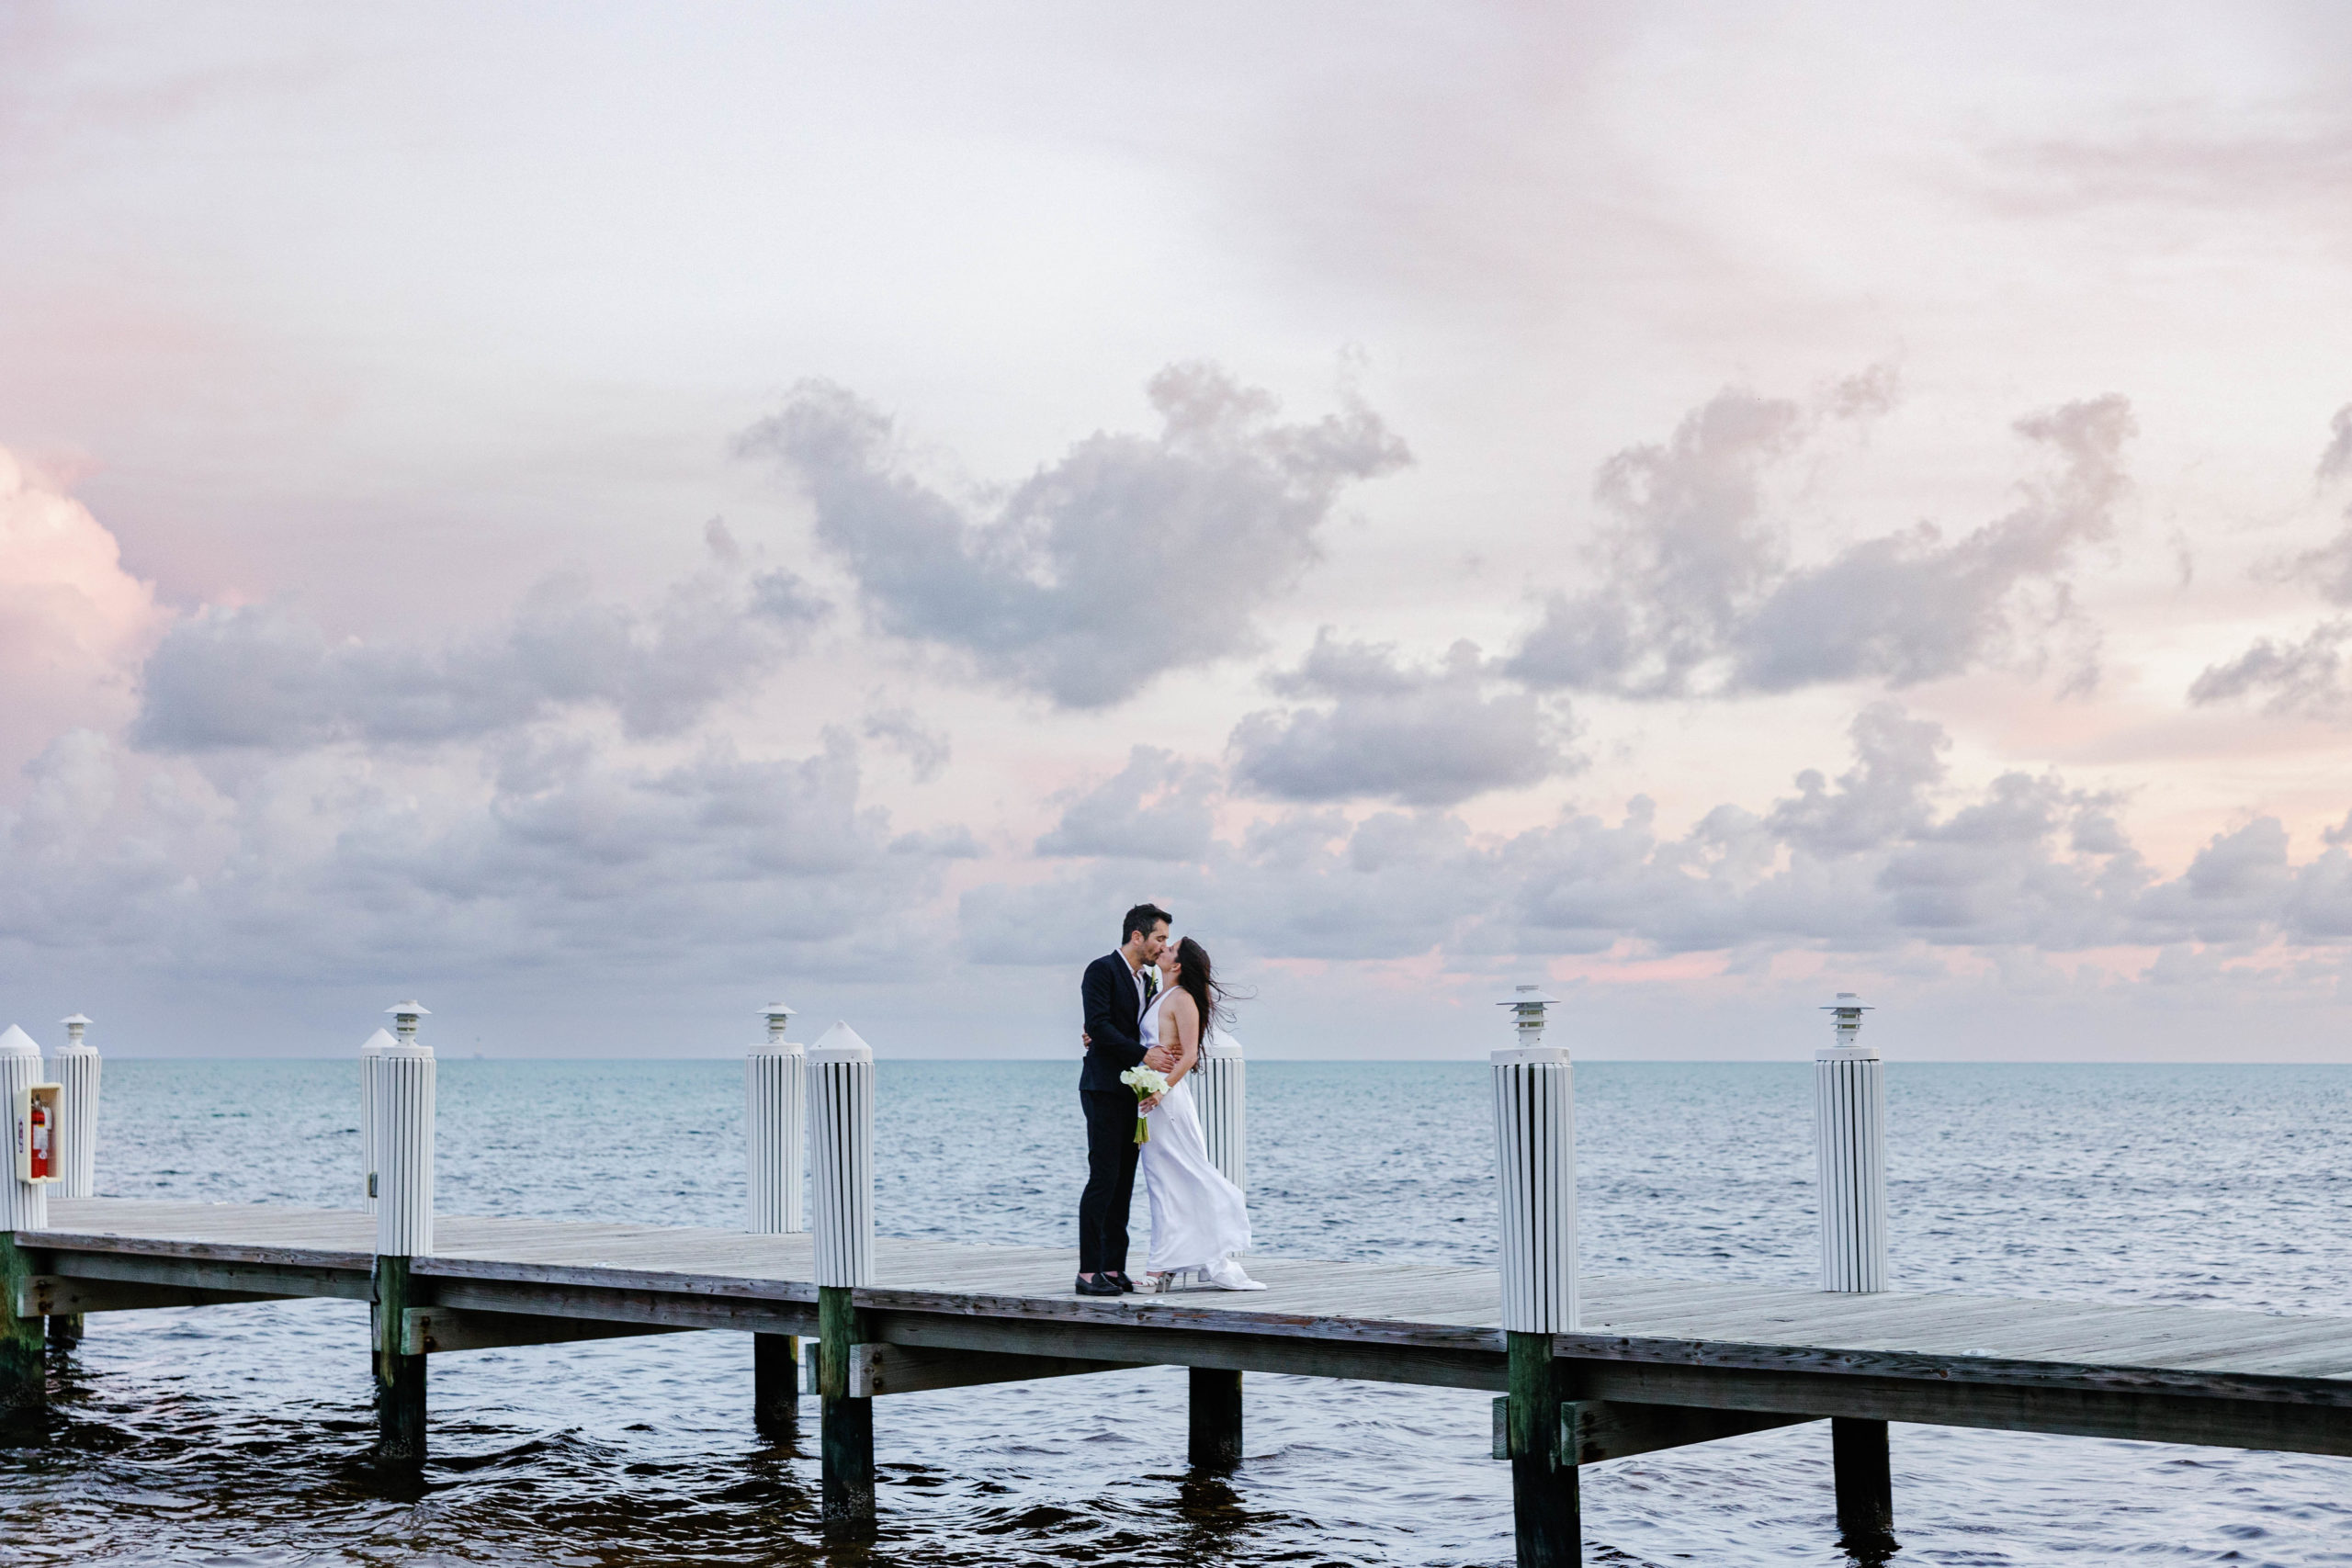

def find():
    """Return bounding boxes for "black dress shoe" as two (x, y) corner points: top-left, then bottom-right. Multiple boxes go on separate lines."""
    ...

(1074, 1274), (1122, 1296)
(1109, 1271), (1139, 1293)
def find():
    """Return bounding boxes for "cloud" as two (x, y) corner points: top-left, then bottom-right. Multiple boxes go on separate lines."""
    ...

(0, 450), (167, 772)
(1227, 631), (1580, 807)
(735, 363), (1409, 708)
(2319, 403), (2352, 487)
(2192, 408), (2352, 721)
(0, 726), (968, 989)
(1506, 389), (2133, 699)
(971, 702), (2352, 971)
(133, 560), (827, 752)
(1035, 744), (1221, 862)
(2188, 618), (2352, 722)
(862, 705), (950, 783)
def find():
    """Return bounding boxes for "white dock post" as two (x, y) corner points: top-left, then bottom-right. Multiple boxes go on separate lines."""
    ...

(0, 1024), (48, 1409)
(1195, 1029), (1246, 1194)
(358, 1026), (393, 1213)
(748, 1003), (807, 1235)
(1814, 991), (1895, 1548)
(808, 1022), (876, 1536)
(1815, 993), (1886, 1293)
(372, 1000), (434, 1466)
(44, 1014), (100, 1346)
(747, 1001), (806, 1438)
(1492, 986), (1577, 1568)
(52, 1016), (100, 1200)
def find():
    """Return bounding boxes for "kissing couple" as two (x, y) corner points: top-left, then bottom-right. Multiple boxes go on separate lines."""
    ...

(1073, 902), (1264, 1297)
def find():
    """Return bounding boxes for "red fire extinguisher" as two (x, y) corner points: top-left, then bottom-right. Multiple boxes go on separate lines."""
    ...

(28, 1097), (51, 1181)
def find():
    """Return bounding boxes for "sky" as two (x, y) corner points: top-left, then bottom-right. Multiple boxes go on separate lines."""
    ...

(6, 3), (2352, 1060)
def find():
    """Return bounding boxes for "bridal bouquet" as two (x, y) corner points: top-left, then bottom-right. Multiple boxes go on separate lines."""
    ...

(1118, 1065), (1170, 1145)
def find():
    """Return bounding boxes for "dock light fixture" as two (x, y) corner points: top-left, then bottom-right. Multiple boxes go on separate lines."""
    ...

(52, 1015), (101, 1201)
(1815, 992), (1887, 1294)
(747, 1000), (807, 1236)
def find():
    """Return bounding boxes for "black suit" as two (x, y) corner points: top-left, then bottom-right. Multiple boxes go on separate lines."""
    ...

(1078, 952), (1150, 1274)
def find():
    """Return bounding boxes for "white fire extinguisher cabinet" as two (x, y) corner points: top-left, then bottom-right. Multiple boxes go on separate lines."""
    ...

(16, 1081), (63, 1185)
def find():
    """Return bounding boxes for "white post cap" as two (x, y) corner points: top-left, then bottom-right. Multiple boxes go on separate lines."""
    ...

(359, 1028), (395, 1053)
(1204, 1030), (1243, 1059)
(1491, 1045), (1571, 1066)
(59, 1014), (94, 1048)
(808, 1021), (872, 1064)
(385, 1000), (431, 1017)
(0, 1024), (36, 1056)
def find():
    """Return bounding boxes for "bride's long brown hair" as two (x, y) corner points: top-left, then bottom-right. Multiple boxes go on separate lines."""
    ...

(1171, 936), (1237, 1043)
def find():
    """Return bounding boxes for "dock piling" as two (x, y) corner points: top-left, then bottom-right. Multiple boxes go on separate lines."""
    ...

(1492, 987), (1578, 1568)
(371, 1000), (435, 1467)
(46, 1014), (100, 1347)
(0, 1024), (47, 1412)
(1188, 1367), (1243, 1467)
(748, 1001), (807, 1439)
(1815, 993), (1894, 1543)
(1832, 1416), (1895, 1547)
(808, 1023), (876, 1536)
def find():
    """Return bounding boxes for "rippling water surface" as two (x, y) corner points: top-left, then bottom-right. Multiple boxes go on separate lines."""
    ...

(6, 1058), (2352, 1565)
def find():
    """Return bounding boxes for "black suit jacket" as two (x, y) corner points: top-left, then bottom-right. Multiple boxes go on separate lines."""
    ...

(1080, 952), (1148, 1093)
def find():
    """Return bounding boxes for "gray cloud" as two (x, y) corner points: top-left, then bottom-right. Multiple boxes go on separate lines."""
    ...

(1227, 632), (1580, 807)
(862, 705), (951, 783)
(1035, 744), (1221, 862)
(2188, 618), (2352, 721)
(735, 363), (1409, 708)
(2192, 408), (2352, 721)
(0, 726), (966, 992)
(2320, 403), (2352, 487)
(970, 702), (2352, 971)
(1508, 389), (2133, 699)
(134, 562), (827, 752)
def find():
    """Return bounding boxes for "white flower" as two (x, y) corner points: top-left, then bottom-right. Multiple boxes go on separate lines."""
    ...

(1119, 1066), (1170, 1097)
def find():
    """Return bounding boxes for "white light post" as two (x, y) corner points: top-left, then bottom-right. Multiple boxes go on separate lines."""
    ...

(53, 1015), (100, 1200)
(1494, 987), (1575, 1335)
(1814, 993), (1886, 1294)
(375, 1003), (435, 1259)
(747, 1002), (806, 1235)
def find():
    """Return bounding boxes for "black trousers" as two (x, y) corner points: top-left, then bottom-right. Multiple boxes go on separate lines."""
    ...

(1078, 1089), (1141, 1274)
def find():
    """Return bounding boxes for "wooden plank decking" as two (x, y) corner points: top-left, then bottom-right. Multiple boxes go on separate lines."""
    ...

(17, 1197), (2352, 1456)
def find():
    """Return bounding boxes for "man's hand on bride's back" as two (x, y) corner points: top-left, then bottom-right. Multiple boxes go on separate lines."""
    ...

(1143, 1043), (1180, 1072)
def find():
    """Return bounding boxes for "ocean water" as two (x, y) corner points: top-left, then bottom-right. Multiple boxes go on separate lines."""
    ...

(6, 1057), (2352, 1566)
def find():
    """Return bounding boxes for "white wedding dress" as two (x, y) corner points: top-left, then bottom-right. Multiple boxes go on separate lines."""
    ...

(1137, 989), (1263, 1289)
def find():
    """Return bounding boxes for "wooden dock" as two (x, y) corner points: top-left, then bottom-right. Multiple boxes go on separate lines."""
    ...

(9, 1195), (2352, 1558)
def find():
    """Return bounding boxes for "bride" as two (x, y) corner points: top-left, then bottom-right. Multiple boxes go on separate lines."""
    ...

(1135, 936), (1264, 1292)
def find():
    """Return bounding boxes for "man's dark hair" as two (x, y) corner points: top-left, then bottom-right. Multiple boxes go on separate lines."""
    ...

(1121, 903), (1172, 947)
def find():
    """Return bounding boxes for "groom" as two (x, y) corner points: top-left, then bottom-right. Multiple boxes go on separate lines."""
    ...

(1075, 902), (1180, 1296)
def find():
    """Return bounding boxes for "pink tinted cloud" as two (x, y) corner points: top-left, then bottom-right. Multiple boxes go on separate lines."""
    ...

(0, 449), (167, 774)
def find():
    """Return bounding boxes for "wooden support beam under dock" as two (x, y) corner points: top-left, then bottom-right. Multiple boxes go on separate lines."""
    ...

(17, 1198), (2352, 1555)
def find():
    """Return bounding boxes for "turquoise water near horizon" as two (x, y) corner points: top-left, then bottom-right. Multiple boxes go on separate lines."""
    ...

(7, 1058), (2352, 1563)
